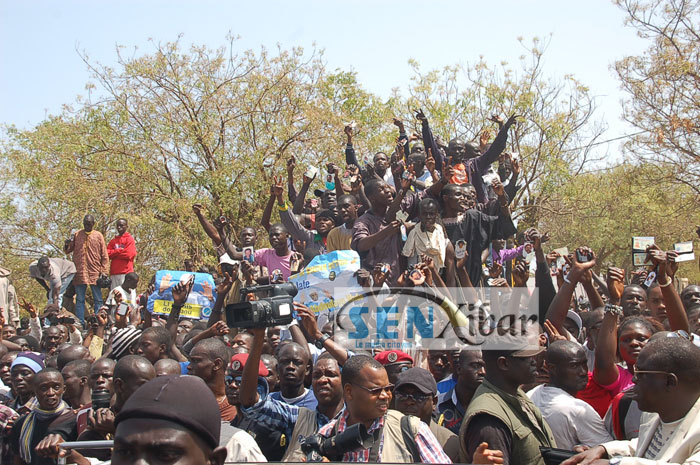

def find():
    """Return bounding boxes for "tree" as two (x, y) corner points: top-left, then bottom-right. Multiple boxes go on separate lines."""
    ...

(391, 37), (606, 227)
(0, 37), (389, 306)
(539, 162), (700, 283)
(614, 0), (700, 195)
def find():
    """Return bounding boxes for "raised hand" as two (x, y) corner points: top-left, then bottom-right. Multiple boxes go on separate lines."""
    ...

(210, 320), (230, 337)
(414, 108), (427, 122)
(20, 298), (37, 319)
(216, 272), (235, 297)
(392, 117), (404, 130)
(159, 273), (173, 294)
(201, 280), (214, 301)
(192, 203), (204, 216)
(172, 277), (194, 307)
(512, 156), (521, 175)
(286, 156), (296, 176)
(569, 246), (596, 282)
(272, 175), (285, 202)
(492, 178), (505, 197)
(425, 150), (436, 173)
(479, 130), (491, 149)
(488, 115), (505, 126)
(504, 114), (520, 127)
(544, 319), (567, 342)
(372, 264), (389, 288)
(512, 261), (529, 287)
(607, 267), (625, 303)
(488, 262), (503, 279)
(344, 124), (353, 138)
(295, 303), (322, 340)
(400, 171), (414, 191)
(666, 250), (679, 280)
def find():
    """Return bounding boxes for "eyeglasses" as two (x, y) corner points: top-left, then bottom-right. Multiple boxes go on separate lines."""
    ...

(667, 330), (692, 341)
(225, 375), (242, 386)
(352, 383), (394, 396)
(632, 368), (671, 380)
(394, 391), (431, 403)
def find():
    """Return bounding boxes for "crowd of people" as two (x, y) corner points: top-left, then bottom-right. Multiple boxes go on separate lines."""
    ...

(0, 109), (699, 465)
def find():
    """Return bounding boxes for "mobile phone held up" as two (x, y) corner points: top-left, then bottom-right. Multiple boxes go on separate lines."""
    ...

(117, 302), (129, 316)
(576, 250), (592, 263)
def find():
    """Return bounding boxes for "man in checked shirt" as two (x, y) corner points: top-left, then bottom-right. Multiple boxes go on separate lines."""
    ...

(313, 354), (449, 463)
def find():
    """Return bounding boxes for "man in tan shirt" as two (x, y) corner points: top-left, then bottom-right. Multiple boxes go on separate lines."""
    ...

(64, 214), (109, 324)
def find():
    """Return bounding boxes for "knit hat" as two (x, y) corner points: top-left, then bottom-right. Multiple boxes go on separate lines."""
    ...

(111, 327), (143, 360)
(11, 352), (45, 373)
(115, 375), (220, 449)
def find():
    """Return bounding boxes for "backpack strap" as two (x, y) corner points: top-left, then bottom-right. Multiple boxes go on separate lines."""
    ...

(400, 415), (421, 463)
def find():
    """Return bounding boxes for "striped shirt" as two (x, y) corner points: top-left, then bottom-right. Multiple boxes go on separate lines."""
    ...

(317, 408), (452, 463)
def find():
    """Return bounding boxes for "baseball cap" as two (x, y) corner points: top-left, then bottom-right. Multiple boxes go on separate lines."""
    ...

(229, 353), (269, 376)
(395, 367), (437, 396)
(566, 310), (583, 332)
(374, 350), (414, 366)
(218, 253), (239, 266)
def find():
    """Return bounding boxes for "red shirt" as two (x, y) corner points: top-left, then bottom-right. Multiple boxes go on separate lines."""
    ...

(576, 372), (613, 418)
(107, 232), (137, 275)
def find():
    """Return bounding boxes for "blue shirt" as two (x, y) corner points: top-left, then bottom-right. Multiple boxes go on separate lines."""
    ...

(270, 388), (318, 411)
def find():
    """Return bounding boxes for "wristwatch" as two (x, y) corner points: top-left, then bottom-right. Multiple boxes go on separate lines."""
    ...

(315, 333), (331, 349)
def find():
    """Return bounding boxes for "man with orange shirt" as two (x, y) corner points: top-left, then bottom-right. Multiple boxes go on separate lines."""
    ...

(64, 215), (109, 324)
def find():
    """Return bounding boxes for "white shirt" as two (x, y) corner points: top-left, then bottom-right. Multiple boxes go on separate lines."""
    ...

(528, 384), (612, 449)
(222, 423), (267, 462)
(106, 285), (137, 308)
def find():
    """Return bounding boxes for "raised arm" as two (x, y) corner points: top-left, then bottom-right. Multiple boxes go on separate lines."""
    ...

(344, 124), (360, 167)
(275, 177), (316, 245)
(192, 204), (222, 246)
(649, 248), (689, 333)
(474, 114), (519, 173)
(166, 279), (193, 343)
(286, 156), (298, 203)
(240, 327), (266, 407)
(260, 188), (275, 233)
(593, 267), (625, 386)
(416, 109), (445, 172)
(545, 247), (596, 332)
(292, 170), (315, 215)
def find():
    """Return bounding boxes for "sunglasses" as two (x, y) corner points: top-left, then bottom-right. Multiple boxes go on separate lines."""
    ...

(394, 391), (431, 403)
(353, 383), (394, 396)
(225, 375), (243, 386)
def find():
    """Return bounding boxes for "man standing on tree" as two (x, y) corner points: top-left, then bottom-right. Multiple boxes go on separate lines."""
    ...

(64, 214), (109, 324)
(107, 218), (137, 290)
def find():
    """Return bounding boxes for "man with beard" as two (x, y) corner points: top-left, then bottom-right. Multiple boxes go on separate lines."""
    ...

(563, 337), (700, 465)
(394, 367), (461, 462)
(460, 347), (555, 465)
(438, 349), (485, 434)
(239, 326), (346, 461)
(527, 341), (612, 449)
(315, 355), (451, 463)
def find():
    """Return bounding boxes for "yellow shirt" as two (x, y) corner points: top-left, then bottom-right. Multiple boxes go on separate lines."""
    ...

(326, 225), (353, 252)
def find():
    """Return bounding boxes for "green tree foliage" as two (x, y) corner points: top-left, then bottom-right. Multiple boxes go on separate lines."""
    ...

(1, 35), (694, 306)
(539, 162), (700, 282)
(614, 0), (700, 194)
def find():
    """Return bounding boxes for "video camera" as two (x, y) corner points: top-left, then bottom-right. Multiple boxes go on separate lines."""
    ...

(225, 283), (297, 328)
(300, 423), (369, 462)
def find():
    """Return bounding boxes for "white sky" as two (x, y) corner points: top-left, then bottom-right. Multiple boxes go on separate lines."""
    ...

(0, 0), (648, 154)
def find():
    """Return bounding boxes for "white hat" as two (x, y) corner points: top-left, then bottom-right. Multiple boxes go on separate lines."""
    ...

(219, 254), (239, 266)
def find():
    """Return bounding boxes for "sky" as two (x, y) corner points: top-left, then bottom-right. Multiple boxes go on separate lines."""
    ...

(0, 0), (649, 154)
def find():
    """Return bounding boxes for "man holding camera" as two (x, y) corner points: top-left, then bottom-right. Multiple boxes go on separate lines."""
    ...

(315, 354), (452, 463)
(239, 322), (345, 461)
